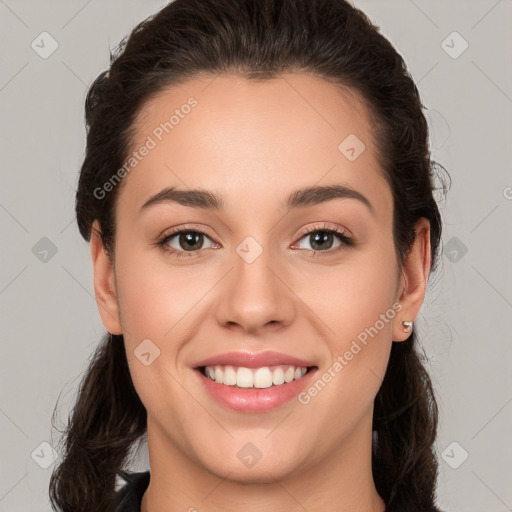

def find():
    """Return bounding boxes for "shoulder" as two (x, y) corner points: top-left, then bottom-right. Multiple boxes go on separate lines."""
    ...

(114, 470), (150, 512)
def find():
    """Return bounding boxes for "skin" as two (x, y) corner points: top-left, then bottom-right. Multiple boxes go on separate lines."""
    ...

(90, 73), (431, 512)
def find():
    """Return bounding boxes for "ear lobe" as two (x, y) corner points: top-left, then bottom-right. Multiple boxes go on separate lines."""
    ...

(90, 220), (123, 334)
(393, 218), (431, 342)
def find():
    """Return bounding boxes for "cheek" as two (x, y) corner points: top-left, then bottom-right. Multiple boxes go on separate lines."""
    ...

(113, 245), (209, 340)
(301, 241), (398, 340)
(297, 251), (398, 439)
(305, 238), (399, 401)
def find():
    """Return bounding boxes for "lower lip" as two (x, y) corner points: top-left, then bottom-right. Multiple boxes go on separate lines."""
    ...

(196, 368), (317, 412)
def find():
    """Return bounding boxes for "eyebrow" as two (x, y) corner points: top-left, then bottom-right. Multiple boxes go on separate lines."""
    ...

(139, 184), (375, 216)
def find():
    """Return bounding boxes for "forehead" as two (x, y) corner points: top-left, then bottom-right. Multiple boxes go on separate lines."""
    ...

(119, 72), (391, 219)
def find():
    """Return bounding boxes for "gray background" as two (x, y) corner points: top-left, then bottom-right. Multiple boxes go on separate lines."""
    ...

(1, 1), (511, 511)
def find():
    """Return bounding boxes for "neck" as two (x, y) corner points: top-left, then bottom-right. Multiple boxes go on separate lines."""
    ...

(141, 413), (385, 512)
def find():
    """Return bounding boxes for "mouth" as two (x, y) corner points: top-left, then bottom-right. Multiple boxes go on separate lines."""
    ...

(198, 364), (316, 389)
(192, 350), (318, 412)
(193, 352), (318, 412)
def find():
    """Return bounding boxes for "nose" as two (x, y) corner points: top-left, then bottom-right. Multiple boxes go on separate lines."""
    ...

(214, 242), (296, 335)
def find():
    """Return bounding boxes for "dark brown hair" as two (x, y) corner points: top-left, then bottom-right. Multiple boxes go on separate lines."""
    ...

(49, 0), (449, 510)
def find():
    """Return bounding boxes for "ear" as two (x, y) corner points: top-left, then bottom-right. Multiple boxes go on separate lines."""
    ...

(90, 220), (123, 335)
(393, 217), (431, 342)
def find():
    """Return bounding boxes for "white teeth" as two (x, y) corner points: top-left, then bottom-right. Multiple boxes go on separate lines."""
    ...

(253, 367), (273, 388)
(214, 365), (223, 384)
(284, 367), (295, 383)
(203, 364), (309, 388)
(272, 367), (285, 385)
(236, 367), (253, 388)
(223, 365), (237, 386)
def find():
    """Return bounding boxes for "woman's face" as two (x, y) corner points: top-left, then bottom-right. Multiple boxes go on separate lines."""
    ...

(92, 73), (429, 483)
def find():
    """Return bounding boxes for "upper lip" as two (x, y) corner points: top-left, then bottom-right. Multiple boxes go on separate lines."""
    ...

(193, 351), (316, 369)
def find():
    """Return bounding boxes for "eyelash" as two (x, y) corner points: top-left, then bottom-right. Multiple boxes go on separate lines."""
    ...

(155, 223), (354, 259)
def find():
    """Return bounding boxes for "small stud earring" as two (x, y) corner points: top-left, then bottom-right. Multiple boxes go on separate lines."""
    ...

(402, 321), (413, 332)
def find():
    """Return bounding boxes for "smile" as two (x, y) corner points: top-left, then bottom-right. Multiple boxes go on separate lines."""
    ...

(201, 364), (310, 388)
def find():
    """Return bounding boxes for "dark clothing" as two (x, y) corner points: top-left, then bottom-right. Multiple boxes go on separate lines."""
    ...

(115, 471), (150, 512)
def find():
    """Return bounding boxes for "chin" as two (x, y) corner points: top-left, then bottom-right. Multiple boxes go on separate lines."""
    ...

(204, 459), (299, 484)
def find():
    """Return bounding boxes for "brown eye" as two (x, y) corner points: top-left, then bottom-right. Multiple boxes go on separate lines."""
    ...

(293, 225), (354, 256)
(157, 229), (217, 257)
